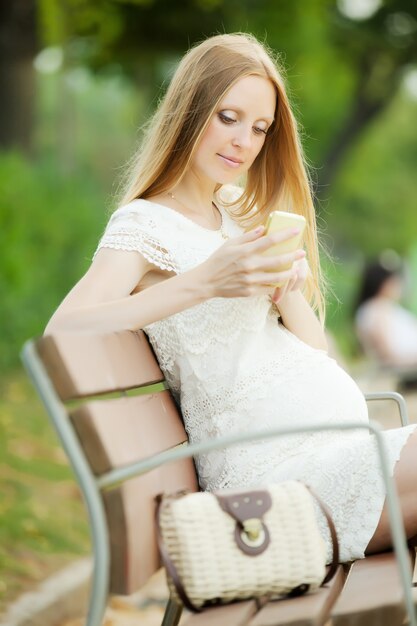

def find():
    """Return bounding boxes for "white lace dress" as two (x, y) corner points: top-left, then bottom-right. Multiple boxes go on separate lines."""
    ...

(96, 191), (416, 563)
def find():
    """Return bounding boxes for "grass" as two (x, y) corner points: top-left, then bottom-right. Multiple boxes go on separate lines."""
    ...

(0, 370), (90, 614)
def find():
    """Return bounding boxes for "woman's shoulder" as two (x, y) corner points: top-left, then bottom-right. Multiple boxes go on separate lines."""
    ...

(105, 198), (188, 236)
(108, 198), (158, 223)
(95, 198), (180, 271)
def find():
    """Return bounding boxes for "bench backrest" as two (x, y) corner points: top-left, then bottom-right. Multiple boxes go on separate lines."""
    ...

(28, 330), (198, 594)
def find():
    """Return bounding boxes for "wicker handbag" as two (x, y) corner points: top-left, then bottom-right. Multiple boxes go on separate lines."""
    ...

(155, 480), (339, 612)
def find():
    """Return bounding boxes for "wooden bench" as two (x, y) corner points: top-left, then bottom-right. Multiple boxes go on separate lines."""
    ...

(21, 330), (417, 626)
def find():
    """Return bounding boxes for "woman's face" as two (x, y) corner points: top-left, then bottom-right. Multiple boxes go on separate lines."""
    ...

(191, 74), (276, 185)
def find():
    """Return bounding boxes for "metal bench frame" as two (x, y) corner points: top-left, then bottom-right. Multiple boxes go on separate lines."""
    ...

(21, 339), (417, 626)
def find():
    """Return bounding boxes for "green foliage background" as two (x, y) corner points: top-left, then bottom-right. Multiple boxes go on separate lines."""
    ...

(1, 71), (146, 368)
(0, 373), (90, 609)
(327, 92), (417, 255)
(0, 152), (104, 367)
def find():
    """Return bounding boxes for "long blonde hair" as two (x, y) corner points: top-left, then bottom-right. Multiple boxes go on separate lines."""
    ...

(119, 32), (325, 319)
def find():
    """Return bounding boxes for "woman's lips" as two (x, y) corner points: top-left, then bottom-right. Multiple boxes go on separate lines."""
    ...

(217, 154), (243, 168)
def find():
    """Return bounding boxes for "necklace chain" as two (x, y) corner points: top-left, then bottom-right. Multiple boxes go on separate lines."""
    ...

(167, 191), (228, 240)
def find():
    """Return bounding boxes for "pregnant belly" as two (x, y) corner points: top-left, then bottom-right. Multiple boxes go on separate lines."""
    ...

(275, 360), (367, 425)
(191, 356), (370, 491)
(219, 356), (370, 460)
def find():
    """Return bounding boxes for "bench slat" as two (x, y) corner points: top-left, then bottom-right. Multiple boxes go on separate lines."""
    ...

(183, 600), (258, 625)
(105, 458), (198, 594)
(70, 391), (186, 474)
(330, 552), (409, 626)
(247, 565), (345, 626)
(38, 331), (163, 400)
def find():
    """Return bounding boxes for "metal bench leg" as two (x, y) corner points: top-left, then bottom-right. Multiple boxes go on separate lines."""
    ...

(84, 486), (110, 626)
(161, 596), (183, 626)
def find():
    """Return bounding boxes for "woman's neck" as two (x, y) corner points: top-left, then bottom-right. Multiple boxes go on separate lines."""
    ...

(171, 171), (217, 216)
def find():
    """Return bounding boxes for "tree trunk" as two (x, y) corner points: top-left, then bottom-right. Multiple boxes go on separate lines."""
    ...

(0, 0), (38, 153)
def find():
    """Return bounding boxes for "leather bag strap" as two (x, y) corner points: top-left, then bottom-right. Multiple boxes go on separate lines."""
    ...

(154, 493), (201, 613)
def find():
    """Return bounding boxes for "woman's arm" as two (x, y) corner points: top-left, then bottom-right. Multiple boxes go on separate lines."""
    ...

(45, 247), (210, 333)
(276, 289), (328, 351)
(45, 227), (304, 334)
(270, 257), (327, 351)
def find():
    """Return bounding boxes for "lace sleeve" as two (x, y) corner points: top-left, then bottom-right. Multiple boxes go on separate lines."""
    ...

(94, 200), (179, 273)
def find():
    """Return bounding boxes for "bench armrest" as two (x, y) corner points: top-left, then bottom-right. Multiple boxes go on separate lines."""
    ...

(365, 391), (409, 427)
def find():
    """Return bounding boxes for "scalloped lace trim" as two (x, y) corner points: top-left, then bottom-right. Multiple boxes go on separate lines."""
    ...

(97, 228), (179, 273)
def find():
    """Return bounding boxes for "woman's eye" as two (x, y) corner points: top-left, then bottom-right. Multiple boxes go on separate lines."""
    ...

(218, 112), (236, 124)
(218, 112), (268, 135)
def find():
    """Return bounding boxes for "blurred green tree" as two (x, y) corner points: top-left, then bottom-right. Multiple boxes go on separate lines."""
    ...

(35, 0), (417, 195)
(318, 0), (417, 195)
(4, 0), (416, 192)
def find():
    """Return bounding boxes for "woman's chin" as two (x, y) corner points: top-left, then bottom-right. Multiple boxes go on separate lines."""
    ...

(214, 171), (242, 185)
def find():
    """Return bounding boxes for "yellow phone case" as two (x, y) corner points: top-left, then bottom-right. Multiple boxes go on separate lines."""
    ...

(263, 211), (306, 286)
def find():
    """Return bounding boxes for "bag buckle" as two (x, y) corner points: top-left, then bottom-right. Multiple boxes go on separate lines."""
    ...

(242, 518), (263, 542)
(215, 489), (272, 556)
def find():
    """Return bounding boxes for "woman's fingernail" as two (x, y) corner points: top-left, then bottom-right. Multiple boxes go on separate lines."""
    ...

(255, 226), (264, 234)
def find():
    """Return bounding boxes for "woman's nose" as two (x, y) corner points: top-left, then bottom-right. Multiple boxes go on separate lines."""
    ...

(232, 126), (253, 149)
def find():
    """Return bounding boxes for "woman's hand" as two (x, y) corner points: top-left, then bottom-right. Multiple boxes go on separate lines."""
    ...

(197, 226), (306, 299)
(271, 257), (309, 304)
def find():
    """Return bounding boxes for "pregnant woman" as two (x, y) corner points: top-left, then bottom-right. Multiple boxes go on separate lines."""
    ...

(45, 32), (417, 562)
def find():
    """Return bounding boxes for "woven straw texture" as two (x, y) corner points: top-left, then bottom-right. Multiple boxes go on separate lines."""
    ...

(159, 481), (327, 607)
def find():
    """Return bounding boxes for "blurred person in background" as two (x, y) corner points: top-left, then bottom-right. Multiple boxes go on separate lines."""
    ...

(354, 251), (417, 381)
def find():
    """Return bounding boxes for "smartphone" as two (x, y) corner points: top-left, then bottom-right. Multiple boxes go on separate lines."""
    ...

(263, 210), (306, 285)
